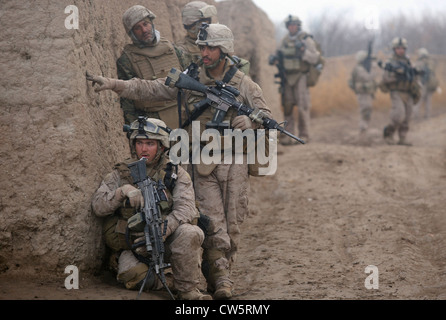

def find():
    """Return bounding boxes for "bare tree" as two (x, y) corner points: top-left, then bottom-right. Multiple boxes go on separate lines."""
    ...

(273, 9), (446, 57)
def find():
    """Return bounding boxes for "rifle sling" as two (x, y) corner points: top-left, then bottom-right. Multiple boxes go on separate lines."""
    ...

(180, 65), (238, 129)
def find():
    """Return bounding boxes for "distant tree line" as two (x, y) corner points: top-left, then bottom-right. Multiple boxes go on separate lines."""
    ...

(274, 10), (446, 57)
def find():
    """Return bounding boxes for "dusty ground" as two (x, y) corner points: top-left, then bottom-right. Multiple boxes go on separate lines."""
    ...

(1, 107), (445, 301)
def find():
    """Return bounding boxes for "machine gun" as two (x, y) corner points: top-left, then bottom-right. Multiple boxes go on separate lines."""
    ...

(126, 158), (175, 300)
(165, 68), (305, 144)
(377, 60), (422, 82)
(268, 51), (286, 90)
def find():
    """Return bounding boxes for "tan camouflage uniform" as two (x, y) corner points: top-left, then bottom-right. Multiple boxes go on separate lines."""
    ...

(349, 51), (377, 133)
(278, 16), (320, 143)
(91, 154), (205, 294)
(88, 23), (272, 300)
(113, 62), (271, 286)
(413, 48), (438, 120)
(175, 1), (250, 75)
(379, 38), (421, 145)
(117, 6), (184, 128)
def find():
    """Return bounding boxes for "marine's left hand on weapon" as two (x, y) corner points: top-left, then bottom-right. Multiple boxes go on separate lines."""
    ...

(232, 115), (253, 130)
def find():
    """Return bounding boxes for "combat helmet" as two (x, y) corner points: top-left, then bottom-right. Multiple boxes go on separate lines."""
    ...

(195, 23), (234, 54)
(122, 5), (156, 35)
(285, 15), (302, 28)
(417, 47), (429, 58)
(391, 37), (408, 49)
(126, 117), (171, 156)
(182, 1), (218, 28)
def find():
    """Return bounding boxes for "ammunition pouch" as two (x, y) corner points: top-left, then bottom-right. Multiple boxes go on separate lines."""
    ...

(103, 215), (132, 252)
(354, 81), (377, 94)
(306, 59), (324, 87)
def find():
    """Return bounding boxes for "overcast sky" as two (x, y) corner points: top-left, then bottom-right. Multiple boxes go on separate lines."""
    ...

(249, 0), (446, 26)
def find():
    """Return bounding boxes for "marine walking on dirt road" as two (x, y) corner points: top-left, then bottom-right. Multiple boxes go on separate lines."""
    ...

(412, 47), (439, 120)
(87, 23), (273, 300)
(269, 15), (322, 145)
(348, 49), (378, 136)
(91, 117), (211, 300)
(378, 37), (422, 146)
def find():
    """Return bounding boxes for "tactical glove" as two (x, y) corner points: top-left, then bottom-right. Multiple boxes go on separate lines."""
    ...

(116, 184), (144, 209)
(232, 115), (253, 130)
(86, 71), (125, 93)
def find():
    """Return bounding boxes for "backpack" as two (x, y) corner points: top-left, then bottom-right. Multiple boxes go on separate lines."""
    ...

(306, 36), (325, 87)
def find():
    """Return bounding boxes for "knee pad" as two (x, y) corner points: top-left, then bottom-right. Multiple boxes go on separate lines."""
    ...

(117, 251), (154, 290)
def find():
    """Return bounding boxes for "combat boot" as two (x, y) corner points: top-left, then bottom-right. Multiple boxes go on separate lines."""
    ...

(202, 248), (233, 299)
(213, 282), (233, 300)
(384, 136), (395, 145)
(397, 138), (412, 146)
(383, 125), (395, 145)
(177, 288), (212, 300)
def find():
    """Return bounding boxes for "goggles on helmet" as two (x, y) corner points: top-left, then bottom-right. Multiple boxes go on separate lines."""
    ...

(198, 23), (209, 41)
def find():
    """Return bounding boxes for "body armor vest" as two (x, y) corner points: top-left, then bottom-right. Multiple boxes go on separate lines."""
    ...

(123, 39), (182, 128)
(102, 157), (175, 252)
(281, 32), (311, 73)
(175, 36), (202, 67)
(382, 56), (413, 92)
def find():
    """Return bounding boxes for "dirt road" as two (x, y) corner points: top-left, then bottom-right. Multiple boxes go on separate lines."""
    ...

(1, 108), (445, 300)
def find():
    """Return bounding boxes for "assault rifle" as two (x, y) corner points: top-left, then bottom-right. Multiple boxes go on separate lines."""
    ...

(165, 68), (305, 144)
(363, 39), (374, 73)
(268, 51), (286, 89)
(126, 158), (175, 300)
(378, 60), (422, 82)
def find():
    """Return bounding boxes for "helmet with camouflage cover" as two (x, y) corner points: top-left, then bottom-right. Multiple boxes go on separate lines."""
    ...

(182, 1), (218, 27)
(122, 5), (156, 35)
(195, 23), (234, 54)
(127, 117), (170, 156)
(285, 15), (302, 28)
(417, 47), (429, 58)
(391, 37), (408, 49)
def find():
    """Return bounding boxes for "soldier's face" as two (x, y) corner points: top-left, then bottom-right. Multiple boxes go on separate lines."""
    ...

(135, 139), (159, 162)
(132, 19), (154, 43)
(394, 46), (406, 57)
(186, 18), (212, 39)
(199, 45), (222, 68)
(287, 23), (299, 35)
